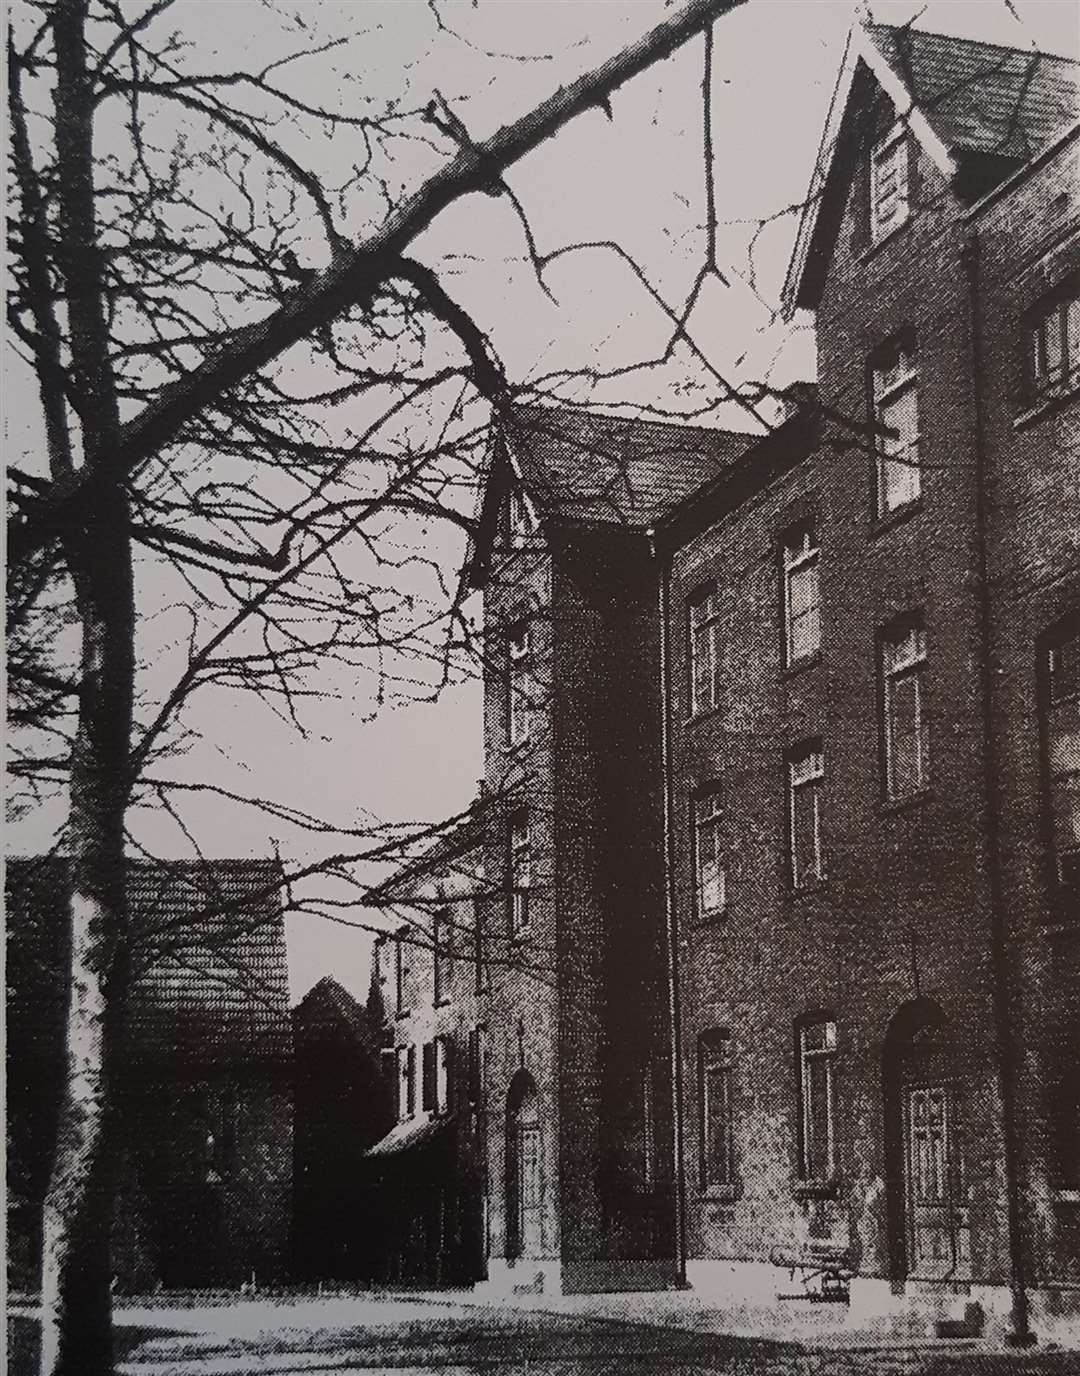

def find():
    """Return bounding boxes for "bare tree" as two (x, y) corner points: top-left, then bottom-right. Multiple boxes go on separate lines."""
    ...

(6, 1), (752, 1371)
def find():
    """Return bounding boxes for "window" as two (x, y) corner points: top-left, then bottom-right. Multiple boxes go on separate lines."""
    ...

(692, 789), (726, 921)
(509, 808), (531, 934)
(1045, 624), (1080, 893)
(508, 621), (531, 746)
(788, 743), (825, 888)
(468, 1025), (488, 1106)
(782, 522), (821, 665)
(394, 936), (406, 1015)
(689, 586), (723, 716)
(870, 123), (909, 243)
(433, 909), (451, 1004)
(873, 339), (920, 516)
(699, 1031), (736, 1189)
(882, 619), (930, 799)
(1029, 284), (1080, 401)
(797, 1018), (837, 1181)
(398, 1044), (416, 1120)
(424, 1035), (453, 1114)
(508, 486), (537, 547)
(473, 897), (490, 993)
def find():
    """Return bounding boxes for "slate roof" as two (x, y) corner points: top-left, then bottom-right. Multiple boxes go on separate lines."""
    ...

(863, 24), (1080, 162)
(6, 857), (292, 1069)
(784, 22), (1080, 315)
(505, 405), (758, 530)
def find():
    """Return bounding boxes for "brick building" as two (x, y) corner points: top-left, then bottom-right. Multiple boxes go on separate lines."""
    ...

(7, 859), (294, 1293)
(369, 15), (1077, 1336)
(653, 20), (1079, 1338)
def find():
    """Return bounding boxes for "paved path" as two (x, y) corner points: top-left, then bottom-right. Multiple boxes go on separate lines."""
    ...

(8, 1293), (1079, 1375)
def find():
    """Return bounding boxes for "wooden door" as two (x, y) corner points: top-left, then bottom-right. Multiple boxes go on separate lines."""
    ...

(903, 1084), (970, 1280)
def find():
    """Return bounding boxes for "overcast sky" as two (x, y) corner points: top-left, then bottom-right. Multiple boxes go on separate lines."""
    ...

(7, 0), (1077, 1002)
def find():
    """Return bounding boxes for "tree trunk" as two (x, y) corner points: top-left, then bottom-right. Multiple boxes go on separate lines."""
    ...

(40, 500), (135, 1376)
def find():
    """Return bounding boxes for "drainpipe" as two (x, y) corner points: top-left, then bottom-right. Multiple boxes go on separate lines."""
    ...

(650, 528), (689, 1289)
(962, 230), (1035, 1347)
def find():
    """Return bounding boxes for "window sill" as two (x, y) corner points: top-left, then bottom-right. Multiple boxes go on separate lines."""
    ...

(878, 789), (932, 818)
(700, 1182), (743, 1203)
(684, 704), (725, 729)
(868, 496), (922, 541)
(785, 878), (828, 900)
(858, 215), (912, 264)
(780, 650), (822, 683)
(1014, 384), (1080, 430)
(792, 1177), (841, 1202)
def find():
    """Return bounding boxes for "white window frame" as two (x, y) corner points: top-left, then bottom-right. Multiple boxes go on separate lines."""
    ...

(508, 622), (531, 747)
(434, 1035), (452, 1114)
(693, 789), (726, 921)
(1046, 628), (1080, 889)
(509, 809), (531, 934)
(700, 1031), (736, 1189)
(798, 1019), (837, 1181)
(788, 745), (825, 888)
(873, 344), (920, 517)
(883, 622), (930, 800)
(870, 123), (909, 244)
(782, 524), (821, 665)
(1030, 287), (1080, 400)
(689, 586), (723, 716)
(508, 486), (537, 547)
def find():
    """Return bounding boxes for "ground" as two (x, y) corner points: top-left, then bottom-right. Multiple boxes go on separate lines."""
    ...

(8, 1293), (1080, 1375)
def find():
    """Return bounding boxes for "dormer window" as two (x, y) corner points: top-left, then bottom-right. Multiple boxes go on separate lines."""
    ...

(870, 123), (909, 244)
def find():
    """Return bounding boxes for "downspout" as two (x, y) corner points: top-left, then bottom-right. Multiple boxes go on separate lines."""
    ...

(962, 230), (1035, 1347)
(650, 527), (689, 1288)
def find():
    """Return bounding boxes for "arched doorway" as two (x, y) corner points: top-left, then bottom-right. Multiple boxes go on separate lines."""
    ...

(505, 1072), (541, 1261)
(883, 999), (971, 1283)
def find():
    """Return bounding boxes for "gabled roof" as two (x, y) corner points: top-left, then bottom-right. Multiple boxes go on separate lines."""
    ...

(293, 975), (380, 1058)
(503, 405), (757, 531)
(784, 21), (1080, 315)
(6, 857), (292, 1068)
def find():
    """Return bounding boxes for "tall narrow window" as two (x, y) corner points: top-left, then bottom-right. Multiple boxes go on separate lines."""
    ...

(433, 909), (451, 1004)
(883, 620), (930, 799)
(873, 339), (920, 516)
(788, 743), (825, 888)
(1046, 625), (1080, 893)
(468, 1025), (488, 1106)
(399, 1044), (417, 1120)
(689, 586), (723, 716)
(693, 789), (726, 921)
(394, 936), (406, 1016)
(798, 1018), (837, 1181)
(699, 1030), (736, 1189)
(473, 897), (490, 993)
(508, 621), (531, 746)
(509, 808), (531, 934)
(435, 1035), (453, 1114)
(782, 522), (821, 665)
(870, 123), (909, 243)
(1029, 284), (1080, 400)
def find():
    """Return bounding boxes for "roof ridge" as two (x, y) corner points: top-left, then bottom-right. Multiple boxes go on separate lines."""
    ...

(512, 400), (757, 443)
(864, 20), (1080, 68)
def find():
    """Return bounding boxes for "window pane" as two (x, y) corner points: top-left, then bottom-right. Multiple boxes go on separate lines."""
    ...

(1067, 296), (1080, 386)
(1051, 770), (1080, 857)
(879, 387), (920, 511)
(792, 779), (822, 886)
(1046, 307), (1064, 384)
(1050, 635), (1080, 704)
(695, 796), (725, 917)
(888, 669), (924, 796)
(704, 1064), (733, 1185)
(804, 1057), (834, 1178)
